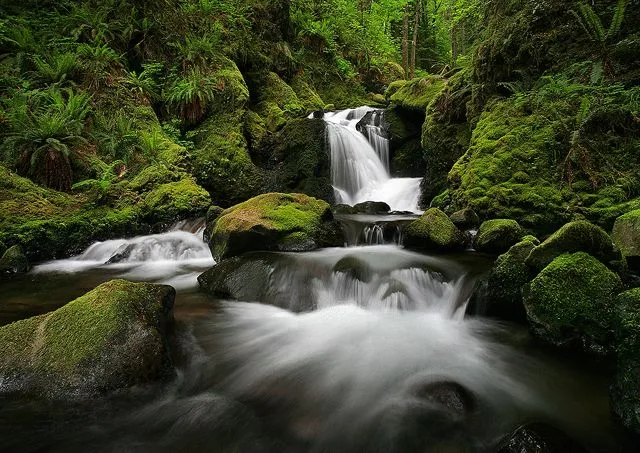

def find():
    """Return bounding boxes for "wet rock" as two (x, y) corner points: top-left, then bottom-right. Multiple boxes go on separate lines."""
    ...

(333, 255), (374, 283)
(207, 193), (342, 260)
(449, 208), (480, 230)
(610, 288), (640, 434)
(412, 381), (475, 419)
(334, 204), (357, 215)
(523, 252), (623, 355)
(612, 210), (640, 272)
(352, 201), (391, 215)
(312, 109), (325, 119)
(404, 208), (465, 252)
(473, 219), (524, 254)
(0, 280), (176, 397)
(0, 245), (30, 275)
(203, 205), (225, 243)
(472, 236), (539, 323)
(105, 244), (136, 264)
(526, 221), (624, 273)
(497, 422), (589, 453)
(198, 256), (274, 301)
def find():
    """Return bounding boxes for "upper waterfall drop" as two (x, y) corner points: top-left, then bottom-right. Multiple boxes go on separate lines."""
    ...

(318, 107), (422, 212)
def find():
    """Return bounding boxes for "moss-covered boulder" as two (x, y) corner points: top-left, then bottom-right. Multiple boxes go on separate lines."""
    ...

(253, 72), (305, 132)
(525, 221), (623, 273)
(403, 208), (465, 251)
(207, 193), (341, 260)
(473, 237), (539, 323)
(385, 76), (445, 112)
(523, 252), (623, 355)
(473, 219), (524, 254)
(610, 288), (640, 434)
(0, 245), (30, 275)
(142, 178), (211, 224)
(260, 118), (332, 202)
(612, 210), (640, 271)
(449, 208), (480, 230)
(0, 280), (176, 397)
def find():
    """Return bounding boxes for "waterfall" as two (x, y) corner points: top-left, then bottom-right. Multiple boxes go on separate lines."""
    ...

(319, 107), (422, 212)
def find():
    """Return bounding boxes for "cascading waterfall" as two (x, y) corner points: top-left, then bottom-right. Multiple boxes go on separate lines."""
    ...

(34, 219), (214, 290)
(319, 107), (422, 212)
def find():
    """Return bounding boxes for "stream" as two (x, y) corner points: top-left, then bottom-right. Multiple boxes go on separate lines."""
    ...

(0, 108), (636, 452)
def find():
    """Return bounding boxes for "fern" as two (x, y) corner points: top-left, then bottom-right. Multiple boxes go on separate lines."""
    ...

(607, 0), (628, 40)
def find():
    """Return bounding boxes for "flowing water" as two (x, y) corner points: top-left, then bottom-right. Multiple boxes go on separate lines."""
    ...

(0, 109), (637, 452)
(320, 107), (422, 212)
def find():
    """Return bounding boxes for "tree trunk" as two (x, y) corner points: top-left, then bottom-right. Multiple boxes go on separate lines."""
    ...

(410, 0), (421, 79)
(402, 4), (409, 78)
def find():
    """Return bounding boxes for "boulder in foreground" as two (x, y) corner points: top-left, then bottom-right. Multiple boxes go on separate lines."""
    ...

(0, 279), (175, 397)
(207, 193), (342, 260)
(473, 219), (523, 254)
(403, 208), (465, 252)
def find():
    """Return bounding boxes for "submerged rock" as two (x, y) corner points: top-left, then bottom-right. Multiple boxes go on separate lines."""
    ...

(352, 201), (391, 215)
(403, 208), (465, 252)
(0, 245), (30, 275)
(497, 422), (589, 453)
(526, 221), (623, 273)
(0, 279), (176, 397)
(610, 288), (640, 434)
(612, 210), (640, 271)
(198, 255), (274, 301)
(207, 193), (342, 260)
(333, 255), (374, 283)
(473, 219), (524, 254)
(523, 252), (622, 355)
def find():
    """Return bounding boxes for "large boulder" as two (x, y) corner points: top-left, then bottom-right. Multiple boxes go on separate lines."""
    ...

(473, 219), (524, 254)
(0, 280), (176, 397)
(523, 252), (623, 355)
(403, 208), (465, 252)
(612, 209), (640, 271)
(526, 221), (623, 272)
(0, 245), (30, 275)
(207, 193), (342, 260)
(142, 178), (211, 224)
(610, 288), (640, 434)
(449, 208), (480, 230)
(473, 236), (539, 322)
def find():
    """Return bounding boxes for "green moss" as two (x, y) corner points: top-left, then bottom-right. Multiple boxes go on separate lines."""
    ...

(0, 245), (30, 275)
(128, 165), (181, 192)
(525, 221), (622, 272)
(0, 280), (175, 395)
(403, 208), (465, 251)
(611, 288), (640, 434)
(209, 192), (337, 259)
(481, 238), (538, 322)
(474, 219), (524, 254)
(190, 110), (263, 206)
(254, 72), (304, 132)
(385, 76), (446, 112)
(449, 208), (480, 230)
(523, 252), (622, 354)
(612, 209), (640, 258)
(290, 75), (325, 112)
(243, 109), (268, 151)
(143, 178), (210, 222)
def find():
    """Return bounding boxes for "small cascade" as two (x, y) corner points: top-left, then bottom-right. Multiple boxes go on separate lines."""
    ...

(319, 107), (422, 212)
(337, 213), (418, 246)
(363, 224), (384, 245)
(34, 221), (214, 290)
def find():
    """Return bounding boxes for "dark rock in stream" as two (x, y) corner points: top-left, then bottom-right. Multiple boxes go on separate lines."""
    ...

(0, 279), (176, 397)
(352, 201), (391, 215)
(497, 423), (589, 453)
(0, 245), (30, 276)
(333, 255), (374, 283)
(404, 208), (465, 252)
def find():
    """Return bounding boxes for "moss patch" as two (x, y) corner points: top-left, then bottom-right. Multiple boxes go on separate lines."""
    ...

(474, 219), (524, 254)
(523, 252), (622, 355)
(386, 76), (445, 112)
(403, 208), (465, 251)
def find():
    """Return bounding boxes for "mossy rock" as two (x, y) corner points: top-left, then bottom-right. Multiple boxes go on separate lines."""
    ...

(208, 193), (341, 260)
(610, 288), (640, 434)
(333, 256), (374, 283)
(0, 280), (176, 397)
(449, 209), (480, 230)
(525, 221), (623, 273)
(254, 72), (304, 132)
(474, 238), (539, 323)
(0, 245), (30, 275)
(128, 165), (182, 193)
(474, 219), (524, 254)
(385, 76), (446, 112)
(142, 178), (211, 224)
(403, 208), (465, 252)
(259, 118), (333, 203)
(612, 210), (640, 271)
(290, 75), (325, 112)
(523, 252), (623, 355)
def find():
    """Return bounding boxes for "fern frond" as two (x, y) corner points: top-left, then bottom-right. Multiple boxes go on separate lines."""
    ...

(607, 0), (628, 40)
(575, 3), (606, 42)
